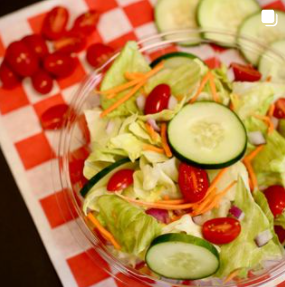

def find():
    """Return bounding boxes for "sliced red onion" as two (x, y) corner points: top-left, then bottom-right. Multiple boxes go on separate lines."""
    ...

(192, 215), (204, 226)
(229, 205), (245, 220)
(248, 131), (266, 146)
(168, 95), (178, 110)
(227, 67), (235, 82)
(106, 121), (115, 135)
(271, 116), (279, 130)
(255, 229), (273, 247)
(136, 95), (146, 111)
(146, 208), (169, 223)
(147, 118), (160, 132)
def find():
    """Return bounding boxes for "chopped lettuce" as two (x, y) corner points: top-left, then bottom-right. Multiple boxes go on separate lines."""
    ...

(278, 119), (285, 138)
(275, 212), (285, 229)
(97, 195), (161, 256)
(216, 178), (283, 278)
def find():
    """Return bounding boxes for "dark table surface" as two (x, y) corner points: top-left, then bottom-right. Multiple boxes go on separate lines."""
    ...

(0, 1), (62, 287)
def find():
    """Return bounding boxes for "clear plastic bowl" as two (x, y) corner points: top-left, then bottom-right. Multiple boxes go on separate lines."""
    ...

(53, 29), (285, 286)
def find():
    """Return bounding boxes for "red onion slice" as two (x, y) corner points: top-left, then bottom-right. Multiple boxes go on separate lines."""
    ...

(146, 208), (169, 223)
(168, 95), (178, 110)
(192, 215), (204, 226)
(248, 131), (266, 146)
(136, 95), (146, 111)
(227, 67), (235, 82)
(106, 120), (115, 134)
(255, 229), (273, 247)
(147, 118), (160, 132)
(229, 205), (245, 220)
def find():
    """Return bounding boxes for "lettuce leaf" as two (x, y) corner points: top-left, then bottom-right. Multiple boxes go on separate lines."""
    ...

(275, 212), (285, 229)
(97, 195), (161, 256)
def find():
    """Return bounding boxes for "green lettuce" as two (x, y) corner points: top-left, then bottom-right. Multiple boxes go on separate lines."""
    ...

(278, 119), (285, 138)
(216, 178), (283, 278)
(97, 195), (161, 256)
(275, 212), (285, 229)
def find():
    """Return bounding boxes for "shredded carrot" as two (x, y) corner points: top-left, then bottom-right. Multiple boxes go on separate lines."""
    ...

(143, 144), (165, 154)
(161, 123), (172, 157)
(145, 123), (159, 141)
(252, 114), (274, 134)
(223, 269), (241, 284)
(162, 195), (170, 200)
(176, 95), (184, 102)
(189, 72), (211, 104)
(125, 72), (145, 81)
(206, 167), (229, 196)
(268, 104), (275, 117)
(156, 199), (186, 205)
(244, 145), (264, 162)
(106, 93), (117, 99)
(243, 160), (258, 192)
(208, 72), (219, 103)
(98, 78), (142, 95)
(87, 213), (121, 250)
(266, 76), (272, 82)
(192, 188), (218, 216)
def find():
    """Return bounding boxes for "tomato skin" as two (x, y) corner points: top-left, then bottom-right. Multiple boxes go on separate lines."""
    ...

(43, 52), (76, 78)
(264, 185), (285, 217)
(178, 163), (209, 203)
(274, 225), (285, 245)
(5, 40), (38, 77)
(107, 169), (135, 192)
(144, 84), (171, 115)
(22, 34), (49, 59)
(32, 70), (53, 94)
(231, 63), (262, 82)
(0, 61), (21, 89)
(53, 31), (86, 53)
(86, 43), (114, 68)
(42, 6), (69, 40)
(202, 217), (241, 245)
(72, 10), (100, 36)
(274, 98), (285, 119)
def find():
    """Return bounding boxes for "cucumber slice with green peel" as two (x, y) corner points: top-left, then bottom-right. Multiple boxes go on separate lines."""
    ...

(146, 233), (220, 280)
(168, 102), (247, 169)
(258, 40), (285, 83)
(80, 158), (132, 197)
(155, 0), (201, 46)
(150, 52), (198, 68)
(198, 0), (260, 46)
(238, 11), (285, 66)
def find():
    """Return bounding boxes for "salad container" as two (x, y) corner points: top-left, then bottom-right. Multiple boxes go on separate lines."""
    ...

(53, 29), (285, 286)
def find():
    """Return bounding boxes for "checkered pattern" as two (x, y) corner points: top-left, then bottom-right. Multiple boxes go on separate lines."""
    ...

(1, 0), (285, 286)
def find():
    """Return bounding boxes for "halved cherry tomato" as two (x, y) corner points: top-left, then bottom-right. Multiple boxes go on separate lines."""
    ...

(230, 63), (262, 82)
(53, 31), (86, 53)
(72, 10), (100, 36)
(144, 84), (171, 115)
(5, 40), (38, 77)
(0, 61), (21, 89)
(264, 185), (285, 217)
(42, 6), (69, 40)
(178, 163), (209, 203)
(43, 52), (76, 78)
(202, 217), (241, 245)
(40, 104), (71, 130)
(31, 70), (53, 94)
(274, 225), (285, 245)
(86, 43), (114, 68)
(107, 169), (134, 192)
(22, 34), (49, 59)
(273, 98), (285, 119)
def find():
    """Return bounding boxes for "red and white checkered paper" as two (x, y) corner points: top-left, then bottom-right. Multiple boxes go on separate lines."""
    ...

(1, 0), (285, 286)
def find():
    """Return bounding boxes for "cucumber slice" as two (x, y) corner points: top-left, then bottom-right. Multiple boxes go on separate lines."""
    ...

(155, 0), (201, 46)
(168, 102), (247, 169)
(80, 158), (132, 197)
(258, 40), (285, 83)
(198, 0), (260, 46)
(238, 11), (285, 66)
(146, 233), (220, 280)
(150, 52), (198, 68)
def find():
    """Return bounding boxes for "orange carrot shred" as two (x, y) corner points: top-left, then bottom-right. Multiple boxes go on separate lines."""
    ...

(145, 123), (159, 141)
(208, 72), (219, 103)
(161, 123), (172, 158)
(125, 72), (145, 81)
(106, 93), (117, 99)
(244, 145), (264, 162)
(252, 114), (274, 134)
(223, 269), (241, 284)
(98, 78), (142, 95)
(157, 199), (186, 205)
(189, 72), (211, 104)
(268, 104), (275, 117)
(243, 160), (258, 192)
(143, 144), (165, 154)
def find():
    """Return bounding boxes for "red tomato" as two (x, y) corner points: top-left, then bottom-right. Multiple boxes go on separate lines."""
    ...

(0, 61), (21, 89)
(40, 104), (71, 130)
(42, 6), (69, 40)
(107, 169), (135, 192)
(274, 225), (285, 245)
(273, 98), (285, 119)
(144, 84), (171, 115)
(31, 70), (53, 94)
(43, 52), (76, 78)
(72, 10), (100, 36)
(53, 31), (86, 53)
(230, 63), (262, 82)
(264, 185), (285, 217)
(178, 163), (209, 203)
(86, 43), (114, 68)
(202, 217), (241, 245)
(5, 40), (38, 77)
(22, 34), (49, 59)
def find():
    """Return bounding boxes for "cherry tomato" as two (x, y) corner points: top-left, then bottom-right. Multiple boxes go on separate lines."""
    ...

(178, 163), (209, 203)
(274, 225), (285, 245)
(42, 6), (69, 40)
(43, 52), (76, 78)
(5, 40), (38, 77)
(264, 185), (285, 217)
(31, 70), (53, 94)
(72, 10), (100, 36)
(144, 84), (171, 115)
(22, 34), (49, 59)
(40, 104), (71, 130)
(202, 217), (241, 245)
(107, 169), (135, 192)
(86, 43), (114, 68)
(0, 61), (21, 89)
(53, 31), (86, 53)
(273, 98), (285, 119)
(230, 63), (262, 82)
